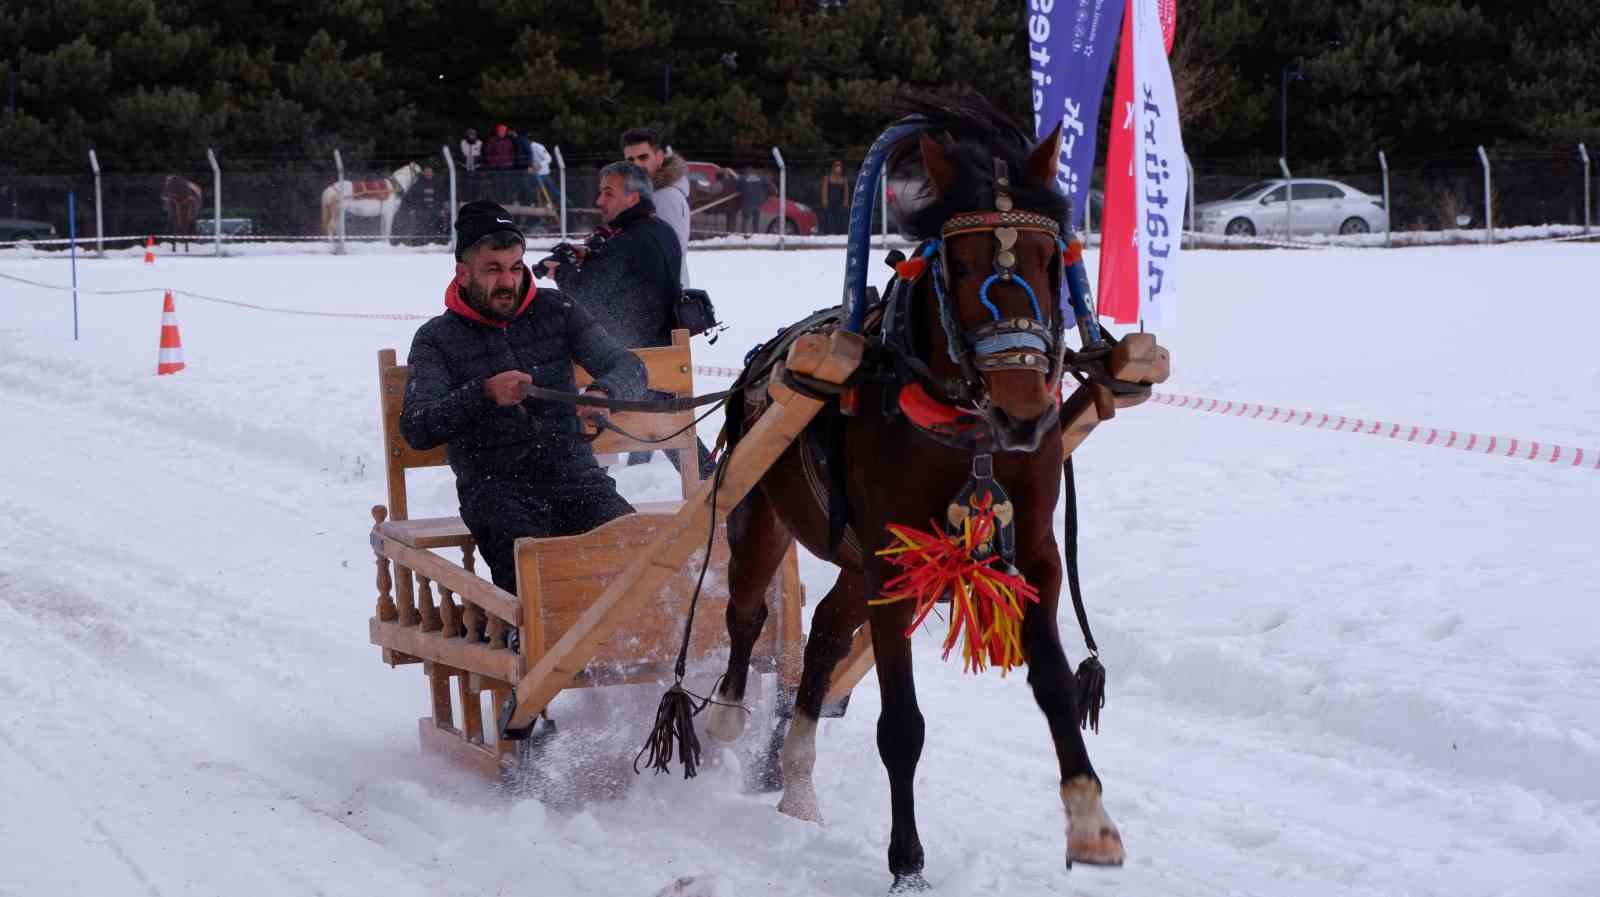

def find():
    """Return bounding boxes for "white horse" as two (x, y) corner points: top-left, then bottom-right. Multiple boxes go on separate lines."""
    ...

(320, 162), (422, 240)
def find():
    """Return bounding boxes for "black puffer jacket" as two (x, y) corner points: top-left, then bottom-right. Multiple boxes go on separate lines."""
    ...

(553, 197), (683, 348)
(400, 270), (646, 494)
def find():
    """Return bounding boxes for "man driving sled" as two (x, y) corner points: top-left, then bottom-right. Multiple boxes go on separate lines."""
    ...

(399, 201), (647, 593)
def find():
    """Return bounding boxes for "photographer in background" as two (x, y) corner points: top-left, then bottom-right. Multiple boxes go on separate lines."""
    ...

(538, 161), (711, 476)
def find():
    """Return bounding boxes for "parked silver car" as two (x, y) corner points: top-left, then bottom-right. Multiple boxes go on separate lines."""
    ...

(1195, 178), (1388, 238)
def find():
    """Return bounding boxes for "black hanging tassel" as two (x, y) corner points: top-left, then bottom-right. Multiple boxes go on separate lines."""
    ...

(1074, 656), (1106, 734)
(635, 682), (707, 779)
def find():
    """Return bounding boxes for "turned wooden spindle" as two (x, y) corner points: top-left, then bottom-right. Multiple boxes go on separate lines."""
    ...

(486, 616), (506, 650)
(371, 506), (398, 622)
(396, 565), (419, 626)
(417, 574), (442, 632)
(438, 585), (460, 638)
(462, 545), (477, 575)
(463, 601), (486, 643)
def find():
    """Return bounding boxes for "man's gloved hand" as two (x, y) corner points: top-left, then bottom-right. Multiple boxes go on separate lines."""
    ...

(484, 370), (533, 406)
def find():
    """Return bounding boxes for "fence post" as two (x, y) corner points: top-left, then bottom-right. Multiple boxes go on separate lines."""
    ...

(1477, 145), (1493, 244)
(1580, 143), (1591, 235)
(1378, 150), (1391, 248)
(1185, 154), (1196, 249)
(206, 148), (222, 257)
(441, 145), (457, 255)
(88, 149), (104, 257)
(1278, 156), (1294, 240)
(771, 146), (787, 250)
(555, 146), (567, 240)
(333, 149), (347, 253)
(68, 191), (79, 341)
(879, 169), (889, 249)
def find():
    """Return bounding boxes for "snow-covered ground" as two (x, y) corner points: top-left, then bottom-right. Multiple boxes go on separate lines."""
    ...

(1, 242), (1597, 896)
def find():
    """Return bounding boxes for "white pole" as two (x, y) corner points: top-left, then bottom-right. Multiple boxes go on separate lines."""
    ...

(1278, 156), (1294, 240)
(1580, 143), (1591, 235)
(554, 146), (567, 240)
(88, 149), (104, 257)
(206, 148), (222, 257)
(770, 146), (786, 250)
(333, 148), (347, 253)
(1185, 154), (1195, 249)
(441, 144), (457, 255)
(1378, 150), (1391, 248)
(879, 169), (888, 249)
(1477, 145), (1493, 243)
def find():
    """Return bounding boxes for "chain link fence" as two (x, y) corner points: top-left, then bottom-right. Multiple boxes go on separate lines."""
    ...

(2, 143), (1593, 251)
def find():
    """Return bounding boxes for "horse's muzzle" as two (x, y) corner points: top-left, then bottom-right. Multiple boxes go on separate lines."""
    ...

(983, 401), (1056, 452)
(976, 353), (1057, 452)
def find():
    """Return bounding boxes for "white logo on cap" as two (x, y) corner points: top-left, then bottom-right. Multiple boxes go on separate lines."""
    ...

(496, 218), (514, 225)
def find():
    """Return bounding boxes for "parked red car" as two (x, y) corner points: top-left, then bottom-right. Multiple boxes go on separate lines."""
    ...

(685, 161), (818, 235)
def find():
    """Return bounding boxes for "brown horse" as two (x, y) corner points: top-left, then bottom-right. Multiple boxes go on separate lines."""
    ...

(161, 175), (202, 250)
(704, 98), (1124, 892)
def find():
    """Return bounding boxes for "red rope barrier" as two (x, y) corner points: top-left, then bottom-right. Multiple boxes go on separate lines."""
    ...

(1149, 391), (1599, 470)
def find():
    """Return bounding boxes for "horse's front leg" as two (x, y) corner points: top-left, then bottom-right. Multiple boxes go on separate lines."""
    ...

(705, 491), (783, 745)
(868, 593), (929, 893)
(1017, 540), (1125, 869)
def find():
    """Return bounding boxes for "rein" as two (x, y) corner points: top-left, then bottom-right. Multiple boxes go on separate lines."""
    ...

(517, 381), (729, 412)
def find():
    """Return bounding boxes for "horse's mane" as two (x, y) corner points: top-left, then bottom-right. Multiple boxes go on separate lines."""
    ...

(886, 92), (1068, 241)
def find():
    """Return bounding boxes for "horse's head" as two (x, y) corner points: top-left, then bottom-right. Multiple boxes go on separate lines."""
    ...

(896, 105), (1071, 453)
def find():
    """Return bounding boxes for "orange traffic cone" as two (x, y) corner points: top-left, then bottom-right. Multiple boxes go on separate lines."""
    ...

(144, 236), (155, 265)
(157, 291), (186, 375)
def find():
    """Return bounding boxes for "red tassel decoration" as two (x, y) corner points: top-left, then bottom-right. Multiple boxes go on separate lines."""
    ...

(872, 510), (1041, 674)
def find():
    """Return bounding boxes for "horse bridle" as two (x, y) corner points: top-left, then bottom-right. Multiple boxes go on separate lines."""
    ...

(920, 161), (1069, 404)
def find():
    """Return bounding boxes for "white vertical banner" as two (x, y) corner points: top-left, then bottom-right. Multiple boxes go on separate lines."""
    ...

(1132, 0), (1185, 326)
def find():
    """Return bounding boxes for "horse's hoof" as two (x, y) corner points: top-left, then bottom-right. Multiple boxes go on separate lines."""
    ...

(1062, 775), (1126, 868)
(776, 787), (823, 824)
(888, 872), (932, 894)
(705, 700), (748, 744)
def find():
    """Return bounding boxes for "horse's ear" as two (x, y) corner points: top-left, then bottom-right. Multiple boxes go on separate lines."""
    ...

(1028, 121), (1064, 187)
(920, 133), (957, 198)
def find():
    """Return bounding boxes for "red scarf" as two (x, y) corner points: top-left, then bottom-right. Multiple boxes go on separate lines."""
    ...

(444, 275), (535, 328)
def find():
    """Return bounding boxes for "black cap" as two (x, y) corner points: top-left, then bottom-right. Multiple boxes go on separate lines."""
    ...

(454, 201), (525, 261)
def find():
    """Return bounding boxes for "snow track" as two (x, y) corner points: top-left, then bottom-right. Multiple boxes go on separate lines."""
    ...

(1, 245), (1596, 895)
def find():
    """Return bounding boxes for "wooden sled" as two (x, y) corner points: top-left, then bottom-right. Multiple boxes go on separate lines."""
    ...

(367, 329), (819, 777)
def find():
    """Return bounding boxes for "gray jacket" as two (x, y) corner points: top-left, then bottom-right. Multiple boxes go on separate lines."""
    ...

(652, 153), (691, 287)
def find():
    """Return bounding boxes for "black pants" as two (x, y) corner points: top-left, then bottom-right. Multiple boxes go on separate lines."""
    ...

(461, 482), (634, 593)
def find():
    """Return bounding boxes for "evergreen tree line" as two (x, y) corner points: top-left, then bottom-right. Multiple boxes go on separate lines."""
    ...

(2, 0), (1596, 175)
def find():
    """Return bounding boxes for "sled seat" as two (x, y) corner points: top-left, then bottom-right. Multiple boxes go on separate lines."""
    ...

(368, 330), (805, 777)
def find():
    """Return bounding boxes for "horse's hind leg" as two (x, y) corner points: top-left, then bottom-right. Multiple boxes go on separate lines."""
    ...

(1017, 544), (1125, 869)
(705, 488), (786, 744)
(774, 568), (867, 821)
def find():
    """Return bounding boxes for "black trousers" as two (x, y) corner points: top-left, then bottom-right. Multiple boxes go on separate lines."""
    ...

(460, 482), (634, 593)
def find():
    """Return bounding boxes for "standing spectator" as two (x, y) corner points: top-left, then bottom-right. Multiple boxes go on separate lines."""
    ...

(482, 123), (516, 202)
(539, 162), (711, 477)
(820, 160), (850, 235)
(737, 166), (770, 234)
(404, 165), (447, 243)
(459, 127), (483, 200)
(528, 138), (558, 207)
(621, 126), (691, 286)
(511, 128), (534, 205)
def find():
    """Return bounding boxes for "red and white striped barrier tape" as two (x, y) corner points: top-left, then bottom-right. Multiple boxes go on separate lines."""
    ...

(1150, 391), (1599, 469)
